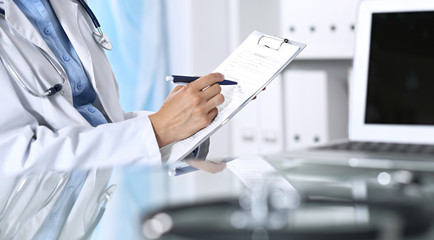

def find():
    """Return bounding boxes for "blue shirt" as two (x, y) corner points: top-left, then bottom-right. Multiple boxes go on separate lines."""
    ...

(13, 0), (108, 238)
(14, 0), (108, 126)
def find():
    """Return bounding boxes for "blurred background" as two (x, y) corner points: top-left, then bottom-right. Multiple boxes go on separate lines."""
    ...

(87, 0), (361, 238)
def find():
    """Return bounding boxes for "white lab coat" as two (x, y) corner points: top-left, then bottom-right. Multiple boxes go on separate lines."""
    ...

(0, 0), (184, 238)
(0, 0), (163, 175)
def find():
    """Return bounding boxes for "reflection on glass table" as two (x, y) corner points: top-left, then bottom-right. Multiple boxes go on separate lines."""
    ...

(3, 155), (434, 240)
(0, 168), (113, 239)
(0, 159), (232, 240)
(142, 156), (434, 240)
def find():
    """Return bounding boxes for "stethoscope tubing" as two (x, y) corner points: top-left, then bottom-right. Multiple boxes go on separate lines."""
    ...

(0, 0), (110, 97)
(0, 44), (68, 97)
(77, 0), (101, 28)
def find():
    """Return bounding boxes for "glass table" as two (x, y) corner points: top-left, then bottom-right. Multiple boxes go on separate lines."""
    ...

(2, 155), (434, 240)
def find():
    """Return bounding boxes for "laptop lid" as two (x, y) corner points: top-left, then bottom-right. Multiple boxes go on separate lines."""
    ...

(350, 0), (434, 144)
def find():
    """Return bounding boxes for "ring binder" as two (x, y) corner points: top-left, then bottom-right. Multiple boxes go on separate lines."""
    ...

(257, 35), (289, 51)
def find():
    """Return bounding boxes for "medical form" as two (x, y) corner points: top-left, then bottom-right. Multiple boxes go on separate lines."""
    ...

(161, 31), (306, 165)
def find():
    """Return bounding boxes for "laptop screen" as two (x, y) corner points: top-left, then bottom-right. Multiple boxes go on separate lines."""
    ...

(365, 11), (434, 125)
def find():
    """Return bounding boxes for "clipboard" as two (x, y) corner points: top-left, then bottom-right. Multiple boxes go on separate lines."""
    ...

(161, 31), (306, 165)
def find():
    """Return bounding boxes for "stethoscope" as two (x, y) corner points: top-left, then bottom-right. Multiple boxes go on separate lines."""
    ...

(0, 0), (112, 97)
(76, 0), (113, 51)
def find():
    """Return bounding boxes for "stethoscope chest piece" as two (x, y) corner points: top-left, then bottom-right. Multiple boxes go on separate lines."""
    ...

(77, 0), (113, 51)
(93, 31), (112, 51)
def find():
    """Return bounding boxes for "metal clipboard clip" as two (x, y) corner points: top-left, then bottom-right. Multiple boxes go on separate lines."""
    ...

(257, 35), (289, 51)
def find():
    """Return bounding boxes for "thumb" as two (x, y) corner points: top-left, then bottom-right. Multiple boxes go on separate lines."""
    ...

(170, 85), (184, 94)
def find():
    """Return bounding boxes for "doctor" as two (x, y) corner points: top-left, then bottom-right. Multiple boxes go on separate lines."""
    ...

(0, 0), (225, 239)
(0, 0), (225, 174)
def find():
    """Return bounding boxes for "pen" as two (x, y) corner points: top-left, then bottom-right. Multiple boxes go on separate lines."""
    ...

(166, 75), (237, 85)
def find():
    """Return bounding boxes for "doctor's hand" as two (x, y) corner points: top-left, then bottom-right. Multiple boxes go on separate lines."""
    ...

(149, 73), (225, 147)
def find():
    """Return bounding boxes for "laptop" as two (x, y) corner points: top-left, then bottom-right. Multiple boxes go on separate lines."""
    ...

(283, 0), (434, 171)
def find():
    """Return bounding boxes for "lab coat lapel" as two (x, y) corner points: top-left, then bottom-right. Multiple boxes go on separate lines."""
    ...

(3, 0), (55, 59)
(51, 0), (125, 123)
(2, 0), (74, 104)
(50, 0), (97, 90)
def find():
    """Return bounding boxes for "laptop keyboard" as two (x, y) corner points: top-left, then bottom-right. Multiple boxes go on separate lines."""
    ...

(317, 141), (434, 154)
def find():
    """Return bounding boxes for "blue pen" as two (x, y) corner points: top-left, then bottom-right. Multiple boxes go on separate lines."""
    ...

(166, 75), (237, 85)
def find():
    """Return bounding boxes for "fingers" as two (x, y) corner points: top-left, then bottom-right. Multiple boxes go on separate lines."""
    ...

(207, 107), (218, 121)
(189, 73), (224, 91)
(188, 75), (225, 112)
(168, 85), (184, 96)
(252, 87), (267, 101)
(172, 85), (184, 92)
(205, 93), (225, 110)
(201, 83), (222, 101)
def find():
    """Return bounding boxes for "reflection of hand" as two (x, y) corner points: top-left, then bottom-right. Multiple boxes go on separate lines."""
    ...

(184, 159), (227, 174)
(149, 73), (225, 147)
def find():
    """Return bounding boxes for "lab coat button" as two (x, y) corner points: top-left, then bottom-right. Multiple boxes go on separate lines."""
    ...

(77, 82), (83, 90)
(63, 55), (70, 61)
(88, 107), (96, 113)
(44, 28), (51, 35)
(67, 186), (74, 192)
(50, 213), (57, 221)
